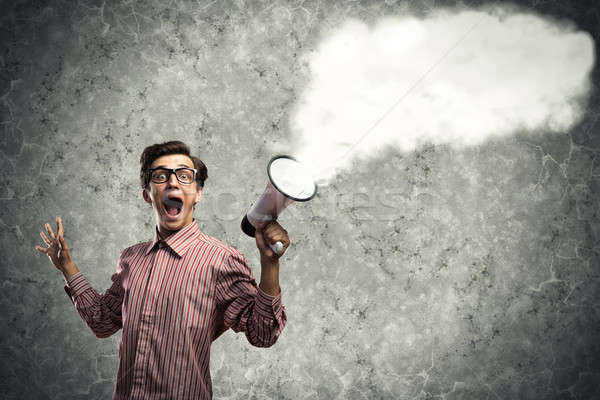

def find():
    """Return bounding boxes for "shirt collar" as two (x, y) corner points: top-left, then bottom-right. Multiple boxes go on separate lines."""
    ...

(145, 218), (203, 258)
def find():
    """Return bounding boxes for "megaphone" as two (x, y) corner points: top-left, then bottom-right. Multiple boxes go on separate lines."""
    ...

(241, 155), (317, 254)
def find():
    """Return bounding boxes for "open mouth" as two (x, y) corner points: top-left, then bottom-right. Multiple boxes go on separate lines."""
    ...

(163, 196), (183, 219)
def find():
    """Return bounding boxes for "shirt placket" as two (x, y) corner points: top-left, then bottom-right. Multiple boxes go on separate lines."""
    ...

(131, 242), (164, 396)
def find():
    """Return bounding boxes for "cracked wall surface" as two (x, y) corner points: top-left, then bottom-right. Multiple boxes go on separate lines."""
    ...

(1, 0), (600, 399)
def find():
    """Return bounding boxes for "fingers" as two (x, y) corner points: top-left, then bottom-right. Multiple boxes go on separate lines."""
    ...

(57, 216), (64, 237)
(40, 231), (51, 245)
(37, 218), (64, 255)
(256, 221), (290, 257)
(264, 226), (287, 240)
(263, 223), (289, 247)
(45, 222), (56, 240)
(255, 225), (274, 258)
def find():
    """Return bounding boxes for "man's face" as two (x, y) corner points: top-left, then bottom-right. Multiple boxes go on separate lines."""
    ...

(142, 154), (203, 237)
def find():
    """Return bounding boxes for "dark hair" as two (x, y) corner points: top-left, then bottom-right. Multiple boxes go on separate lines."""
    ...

(139, 140), (208, 190)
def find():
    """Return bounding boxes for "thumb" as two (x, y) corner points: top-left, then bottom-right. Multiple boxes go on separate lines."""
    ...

(255, 226), (274, 258)
(255, 225), (265, 249)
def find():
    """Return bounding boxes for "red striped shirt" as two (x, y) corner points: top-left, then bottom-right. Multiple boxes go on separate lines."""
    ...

(63, 218), (286, 399)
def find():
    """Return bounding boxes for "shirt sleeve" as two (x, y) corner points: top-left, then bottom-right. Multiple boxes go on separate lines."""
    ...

(214, 250), (287, 348)
(63, 250), (127, 339)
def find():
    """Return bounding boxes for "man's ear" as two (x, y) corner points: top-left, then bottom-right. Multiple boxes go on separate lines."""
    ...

(142, 188), (153, 205)
(195, 186), (204, 205)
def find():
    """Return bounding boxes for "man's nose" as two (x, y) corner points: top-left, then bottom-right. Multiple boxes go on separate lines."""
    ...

(166, 172), (180, 187)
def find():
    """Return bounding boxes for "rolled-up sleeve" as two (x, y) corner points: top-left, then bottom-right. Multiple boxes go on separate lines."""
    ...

(215, 251), (287, 347)
(63, 252), (127, 339)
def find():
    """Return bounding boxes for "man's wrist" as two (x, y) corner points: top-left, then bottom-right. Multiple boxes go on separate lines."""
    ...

(258, 282), (280, 297)
(61, 262), (80, 281)
(260, 257), (280, 270)
(259, 258), (280, 296)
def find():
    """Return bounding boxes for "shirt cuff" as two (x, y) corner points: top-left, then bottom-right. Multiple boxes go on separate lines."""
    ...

(255, 286), (285, 326)
(63, 271), (90, 303)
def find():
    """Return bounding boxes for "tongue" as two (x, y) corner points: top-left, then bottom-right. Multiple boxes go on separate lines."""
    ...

(166, 206), (180, 216)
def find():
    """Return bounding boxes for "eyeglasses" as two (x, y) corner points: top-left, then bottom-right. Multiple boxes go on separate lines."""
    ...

(149, 167), (197, 184)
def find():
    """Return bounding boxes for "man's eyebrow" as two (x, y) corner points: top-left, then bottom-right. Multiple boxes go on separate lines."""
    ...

(154, 164), (192, 168)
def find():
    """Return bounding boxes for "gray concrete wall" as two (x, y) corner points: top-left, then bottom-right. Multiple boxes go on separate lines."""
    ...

(1, 0), (599, 399)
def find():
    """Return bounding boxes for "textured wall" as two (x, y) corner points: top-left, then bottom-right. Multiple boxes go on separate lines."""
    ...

(2, 0), (599, 399)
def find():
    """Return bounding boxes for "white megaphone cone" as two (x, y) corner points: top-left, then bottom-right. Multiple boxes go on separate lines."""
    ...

(241, 155), (317, 254)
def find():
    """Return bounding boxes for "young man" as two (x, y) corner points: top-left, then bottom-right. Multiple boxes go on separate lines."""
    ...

(35, 140), (290, 399)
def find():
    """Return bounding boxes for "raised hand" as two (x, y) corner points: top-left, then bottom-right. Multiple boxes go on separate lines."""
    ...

(255, 221), (290, 262)
(35, 216), (75, 274)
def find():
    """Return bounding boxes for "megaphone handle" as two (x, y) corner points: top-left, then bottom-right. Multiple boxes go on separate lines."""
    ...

(269, 241), (284, 255)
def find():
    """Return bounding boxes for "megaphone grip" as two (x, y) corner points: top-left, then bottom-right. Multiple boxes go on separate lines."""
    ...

(269, 241), (284, 255)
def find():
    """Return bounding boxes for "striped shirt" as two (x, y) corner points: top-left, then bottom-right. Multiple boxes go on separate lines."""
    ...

(63, 218), (286, 399)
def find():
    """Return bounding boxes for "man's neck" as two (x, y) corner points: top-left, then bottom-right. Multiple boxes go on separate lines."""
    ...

(157, 228), (172, 241)
(157, 219), (194, 240)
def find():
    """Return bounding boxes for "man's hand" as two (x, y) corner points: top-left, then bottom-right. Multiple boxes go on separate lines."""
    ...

(255, 221), (290, 265)
(35, 216), (78, 279)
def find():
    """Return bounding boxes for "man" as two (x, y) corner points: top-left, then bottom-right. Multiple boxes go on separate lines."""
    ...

(35, 140), (290, 399)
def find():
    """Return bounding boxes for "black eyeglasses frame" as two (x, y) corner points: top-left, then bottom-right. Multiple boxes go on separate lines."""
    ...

(148, 167), (198, 185)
